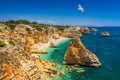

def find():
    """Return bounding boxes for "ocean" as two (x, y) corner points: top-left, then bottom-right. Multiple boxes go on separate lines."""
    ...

(39, 27), (120, 80)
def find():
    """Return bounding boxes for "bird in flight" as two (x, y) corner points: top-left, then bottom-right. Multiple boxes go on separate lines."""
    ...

(78, 4), (85, 14)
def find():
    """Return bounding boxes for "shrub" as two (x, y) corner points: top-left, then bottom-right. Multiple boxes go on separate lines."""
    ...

(0, 41), (6, 47)
(0, 29), (2, 33)
(9, 40), (15, 46)
(32, 24), (42, 31)
(26, 28), (31, 31)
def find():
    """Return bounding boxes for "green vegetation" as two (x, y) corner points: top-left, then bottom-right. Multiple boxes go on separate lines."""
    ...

(6, 20), (30, 24)
(8, 24), (16, 30)
(0, 29), (2, 33)
(9, 40), (15, 46)
(0, 41), (6, 47)
(26, 27), (31, 31)
(54, 25), (70, 31)
(16, 20), (30, 24)
(1, 20), (71, 31)
(32, 24), (42, 31)
(6, 20), (16, 24)
(31, 21), (38, 24)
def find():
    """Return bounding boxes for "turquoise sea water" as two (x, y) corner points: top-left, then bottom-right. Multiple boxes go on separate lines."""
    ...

(39, 27), (120, 80)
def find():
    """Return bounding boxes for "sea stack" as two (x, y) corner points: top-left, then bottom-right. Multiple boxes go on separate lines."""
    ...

(101, 31), (110, 37)
(63, 36), (101, 67)
(91, 28), (98, 32)
(81, 27), (90, 34)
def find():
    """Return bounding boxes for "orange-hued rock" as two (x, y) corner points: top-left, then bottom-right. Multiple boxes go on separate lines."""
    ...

(101, 31), (110, 37)
(81, 27), (90, 34)
(91, 28), (98, 32)
(63, 36), (101, 67)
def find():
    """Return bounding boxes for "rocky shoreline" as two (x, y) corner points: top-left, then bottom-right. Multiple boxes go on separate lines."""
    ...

(0, 21), (105, 80)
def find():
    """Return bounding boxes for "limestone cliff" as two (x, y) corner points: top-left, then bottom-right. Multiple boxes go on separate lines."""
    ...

(63, 36), (101, 67)
(0, 45), (57, 80)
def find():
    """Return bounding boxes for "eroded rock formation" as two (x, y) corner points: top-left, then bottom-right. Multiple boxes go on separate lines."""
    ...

(91, 28), (98, 32)
(63, 36), (101, 67)
(101, 31), (110, 37)
(0, 45), (57, 80)
(81, 27), (90, 34)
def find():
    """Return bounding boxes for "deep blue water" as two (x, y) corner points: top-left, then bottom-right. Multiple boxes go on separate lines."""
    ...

(40, 27), (120, 80)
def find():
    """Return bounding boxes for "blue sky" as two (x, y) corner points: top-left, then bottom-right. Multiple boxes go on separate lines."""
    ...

(0, 0), (120, 26)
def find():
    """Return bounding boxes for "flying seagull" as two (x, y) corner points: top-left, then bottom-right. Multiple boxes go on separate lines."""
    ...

(78, 4), (85, 14)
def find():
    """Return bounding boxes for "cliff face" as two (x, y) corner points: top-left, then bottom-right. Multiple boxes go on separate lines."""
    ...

(0, 24), (58, 80)
(0, 45), (57, 80)
(63, 36), (101, 67)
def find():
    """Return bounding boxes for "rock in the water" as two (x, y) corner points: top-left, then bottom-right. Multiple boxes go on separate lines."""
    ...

(91, 28), (98, 32)
(76, 68), (85, 73)
(59, 72), (65, 77)
(63, 36), (101, 67)
(50, 42), (57, 48)
(81, 27), (90, 34)
(101, 32), (110, 37)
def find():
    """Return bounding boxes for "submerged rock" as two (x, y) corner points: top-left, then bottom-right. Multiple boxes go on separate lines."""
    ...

(59, 72), (65, 77)
(76, 68), (85, 73)
(63, 36), (101, 67)
(101, 31), (110, 37)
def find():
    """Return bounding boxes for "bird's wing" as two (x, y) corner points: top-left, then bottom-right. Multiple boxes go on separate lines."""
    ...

(78, 4), (82, 8)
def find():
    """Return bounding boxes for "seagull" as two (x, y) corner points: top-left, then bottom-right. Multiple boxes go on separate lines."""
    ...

(78, 4), (85, 14)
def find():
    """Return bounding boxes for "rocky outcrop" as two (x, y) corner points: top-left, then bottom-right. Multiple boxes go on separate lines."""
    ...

(50, 42), (57, 48)
(81, 27), (90, 34)
(59, 72), (65, 77)
(0, 45), (57, 80)
(63, 36), (101, 67)
(91, 28), (98, 32)
(62, 27), (82, 38)
(15, 24), (33, 34)
(101, 31), (110, 37)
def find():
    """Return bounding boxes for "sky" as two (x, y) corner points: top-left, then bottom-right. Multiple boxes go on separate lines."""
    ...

(0, 0), (120, 26)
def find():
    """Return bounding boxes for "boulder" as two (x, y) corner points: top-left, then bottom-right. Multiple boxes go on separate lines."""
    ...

(63, 36), (101, 67)
(59, 72), (65, 77)
(91, 28), (98, 32)
(101, 32), (110, 37)
(81, 27), (90, 34)
(50, 42), (57, 48)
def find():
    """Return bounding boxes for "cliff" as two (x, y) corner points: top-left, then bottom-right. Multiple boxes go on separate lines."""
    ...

(63, 36), (101, 67)
(0, 45), (57, 80)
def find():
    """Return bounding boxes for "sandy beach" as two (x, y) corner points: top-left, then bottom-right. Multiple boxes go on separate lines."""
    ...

(35, 36), (67, 52)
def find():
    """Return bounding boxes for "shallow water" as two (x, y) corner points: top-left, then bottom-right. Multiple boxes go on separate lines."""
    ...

(39, 27), (120, 80)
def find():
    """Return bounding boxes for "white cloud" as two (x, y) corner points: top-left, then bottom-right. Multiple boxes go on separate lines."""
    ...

(36, 20), (43, 23)
(48, 20), (56, 23)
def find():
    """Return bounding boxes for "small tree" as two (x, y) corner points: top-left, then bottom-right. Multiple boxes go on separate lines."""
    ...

(0, 41), (6, 47)
(9, 24), (15, 30)
(6, 20), (16, 24)
(9, 40), (15, 46)
(26, 28), (31, 31)
(0, 29), (2, 33)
